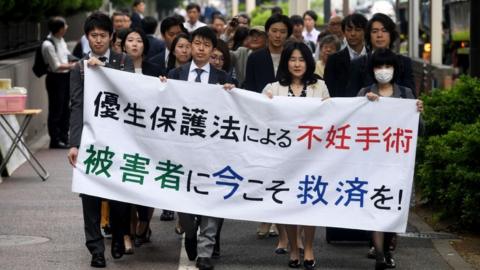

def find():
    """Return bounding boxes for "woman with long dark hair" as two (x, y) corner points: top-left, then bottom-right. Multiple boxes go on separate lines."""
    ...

(166, 33), (192, 73)
(262, 42), (329, 270)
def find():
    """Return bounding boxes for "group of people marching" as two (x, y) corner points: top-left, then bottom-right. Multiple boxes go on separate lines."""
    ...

(41, 1), (423, 269)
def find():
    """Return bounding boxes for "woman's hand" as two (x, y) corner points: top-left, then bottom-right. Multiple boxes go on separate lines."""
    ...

(67, 147), (78, 168)
(87, 57), (105, 67)
(223, 83), (235, 91)
(366, 92), (379, 101)
(159, 76), (167, 82)
(416, 99), (424, 113)
(265, 90), (273, 99)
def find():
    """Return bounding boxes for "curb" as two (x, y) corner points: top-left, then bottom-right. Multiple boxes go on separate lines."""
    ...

(408, 211), (475, 270)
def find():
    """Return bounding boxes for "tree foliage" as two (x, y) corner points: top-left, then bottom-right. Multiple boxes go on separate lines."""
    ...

(0, 0), (102, 20)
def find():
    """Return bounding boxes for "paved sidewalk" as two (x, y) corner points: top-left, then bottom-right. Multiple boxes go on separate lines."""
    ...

(0, 148), (470, 270)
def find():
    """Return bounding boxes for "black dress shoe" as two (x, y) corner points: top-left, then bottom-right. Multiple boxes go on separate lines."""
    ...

(160, 210), (175, 221)
(184, 237), (197, 261)
(90, 253), (106, 268)
(49, 141), (69, 149)
(288, 259), (301, 268)
(304, 259), (316, 270)
(385, 252), (396, 268)
(196, 257), (214, 270)
(111, 239), (125, 259)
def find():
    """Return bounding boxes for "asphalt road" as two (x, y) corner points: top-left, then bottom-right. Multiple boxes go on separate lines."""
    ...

(0, 149), (454, 270)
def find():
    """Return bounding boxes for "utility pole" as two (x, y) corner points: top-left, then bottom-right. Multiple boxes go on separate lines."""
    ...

(471, 0), (480, 77)
(343, 0), (349, 16)
(324, 0), (331, 23)
(430, 0), (442, 64)
(408, 0), (420, 58)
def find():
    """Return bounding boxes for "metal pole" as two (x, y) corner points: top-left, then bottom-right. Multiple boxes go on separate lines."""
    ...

(408, 0), (420, 58)
(246, 0), (255, 15)
(324, 0), (331, 24)
(430, 0), (442, 64)
(289, 0), (309, 17)
(232, 0), (238, 16)
(471, 0), (480, 77)
(343, 0), (349, 16)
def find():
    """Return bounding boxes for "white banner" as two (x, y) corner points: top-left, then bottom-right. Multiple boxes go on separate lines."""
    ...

(72, 66), (420, 233)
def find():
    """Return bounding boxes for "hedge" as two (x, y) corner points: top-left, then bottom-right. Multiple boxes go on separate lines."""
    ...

(416, 76), (480, 230)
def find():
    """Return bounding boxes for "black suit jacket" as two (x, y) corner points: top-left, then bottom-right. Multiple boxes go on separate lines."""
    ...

(324, 48), (352, 97)
(149, 50), (167, 76)
(131, 12), (142, 30)
(167, 62), (229, 84)
(243, 48), (277, 93)
(142, 59), (164, 77)
(69, 52), (135, 147)
(146, 35), (166, 61)
(346, 52), (416, 97)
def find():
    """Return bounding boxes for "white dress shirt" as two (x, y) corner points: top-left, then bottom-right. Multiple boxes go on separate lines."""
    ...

(42, 34), (71, 73)
(188, 61), (210, 83)
(302, 28), (320, 44)
(183, 20), (207, 33)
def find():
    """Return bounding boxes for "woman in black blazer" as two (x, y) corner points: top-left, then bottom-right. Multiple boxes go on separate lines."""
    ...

(121, 28), (161, 252)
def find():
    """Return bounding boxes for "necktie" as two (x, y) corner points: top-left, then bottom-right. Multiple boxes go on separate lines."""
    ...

(194, 68), (204, 83)
(98, 56), (107, 63)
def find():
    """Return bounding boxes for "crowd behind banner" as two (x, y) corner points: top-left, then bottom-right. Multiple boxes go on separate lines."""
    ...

(40, 0), (425, 269)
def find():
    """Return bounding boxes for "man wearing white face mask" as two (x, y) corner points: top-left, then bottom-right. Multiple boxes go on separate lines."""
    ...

(357, 48), (423, 270)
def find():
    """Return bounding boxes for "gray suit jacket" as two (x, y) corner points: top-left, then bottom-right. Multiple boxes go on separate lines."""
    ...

(69, 52), (134, 147)
(167, 62), (229, 84)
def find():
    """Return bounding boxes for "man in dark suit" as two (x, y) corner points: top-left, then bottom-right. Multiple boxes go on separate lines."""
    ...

(346, 13), (415, 97)
(130, 0), (145, 30)
(243, 14), (292, 93)
(67, 12), (134, 268)
(141, 16), (165, 61)
(167, 26), (228, 270)
(324, 13), (368, 97)
(149, 16), (186, 73)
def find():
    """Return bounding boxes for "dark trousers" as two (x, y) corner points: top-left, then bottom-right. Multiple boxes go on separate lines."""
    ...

(81, 194), (130, 255)
(45, 72), (70, 144)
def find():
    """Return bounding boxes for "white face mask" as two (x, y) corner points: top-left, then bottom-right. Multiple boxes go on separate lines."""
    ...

(374, 67), (394, 84)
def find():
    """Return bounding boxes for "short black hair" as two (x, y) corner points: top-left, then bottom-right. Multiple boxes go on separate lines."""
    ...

(212, 15), (226, 24)
(303, 10), (318, 22)
(121, 28), (150, 56)
(238, 13), (250, 25)
(111, 11), (124, 20)
(111, 28), (129, 45)
(278, 41), (318, 86)
(133, 0), (144, 7)
(213, 39), (231, 72)
(48, 17), (66, 35)
(186, 3), (201, 12)
(232, 26), (249, 51)
(160, 16), (184, 35)
(141, 16), (158, 34)
(191, 26), (217, 48)
(290, 15), (304, 26)
(370, 48), (399, 83)
(84, 12), (113, 36)
(265, 14), (293, 37)
(342, 13), (368, 32)
(366, 13), (398, 50)
(167, 33), (191, 71)
(271, 6), (283, 15)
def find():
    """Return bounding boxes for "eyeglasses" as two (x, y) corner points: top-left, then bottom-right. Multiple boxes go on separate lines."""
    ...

(210, 55), (224, 62)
